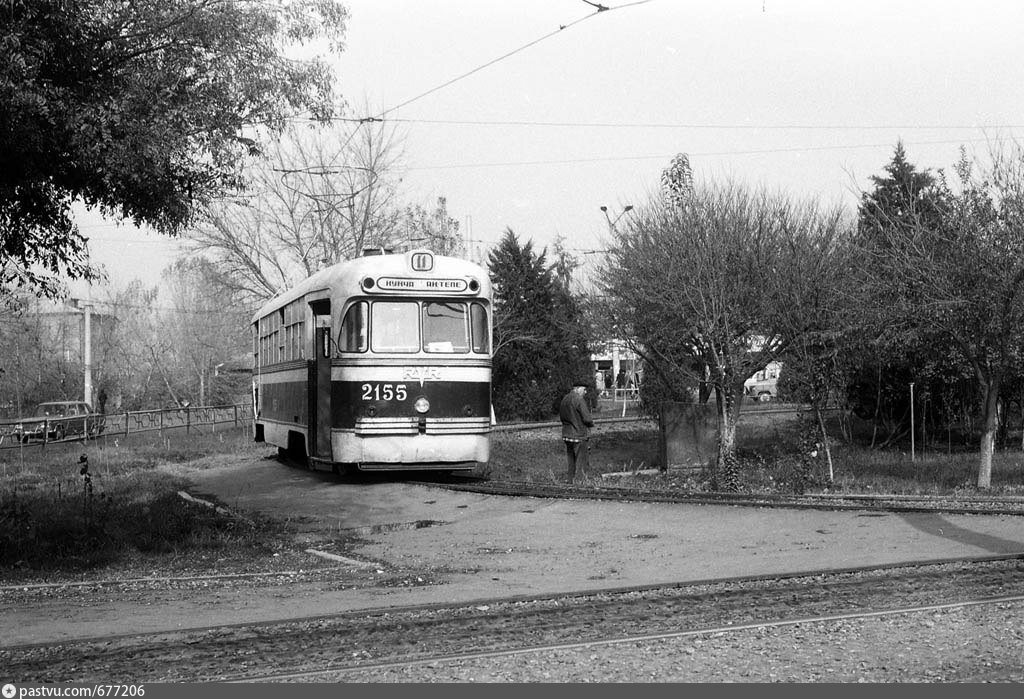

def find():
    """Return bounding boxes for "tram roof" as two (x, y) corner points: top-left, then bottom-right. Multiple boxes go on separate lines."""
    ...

(251, 249), (491, 323)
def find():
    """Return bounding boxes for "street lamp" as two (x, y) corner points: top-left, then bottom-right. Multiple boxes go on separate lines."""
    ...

(600, 205), (633, 233)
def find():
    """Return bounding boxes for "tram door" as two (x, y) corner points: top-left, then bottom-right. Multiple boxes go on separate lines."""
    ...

(308, 303), (332, 461)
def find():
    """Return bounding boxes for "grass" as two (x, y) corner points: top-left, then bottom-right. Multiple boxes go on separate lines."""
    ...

(0, 428), (284, 578)
(483, 416), (1024, 497)
(4, 414), (1024, 580)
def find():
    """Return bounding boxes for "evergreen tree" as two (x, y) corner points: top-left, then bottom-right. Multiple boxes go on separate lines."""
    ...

(858, 141), (947, 242)
(487, 229), (591, 421)
(850, 142), (957, 448)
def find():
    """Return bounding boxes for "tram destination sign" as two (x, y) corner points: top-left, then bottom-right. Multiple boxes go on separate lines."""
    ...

(375, 277), (471, 293)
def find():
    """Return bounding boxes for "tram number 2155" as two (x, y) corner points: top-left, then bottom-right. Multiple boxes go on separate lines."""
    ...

(361, 383), (408, 401)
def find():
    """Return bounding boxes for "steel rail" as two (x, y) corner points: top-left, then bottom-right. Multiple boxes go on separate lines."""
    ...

(233, 593), (1024, 682)
(431, 479), (1024, 516)
(4, 554), (1022, 653)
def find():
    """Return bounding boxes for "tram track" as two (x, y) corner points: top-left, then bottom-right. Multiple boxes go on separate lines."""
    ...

(246, 593), (1024, 682)
(429, 477), (1024, 516)
(3, 556), (1023, 682)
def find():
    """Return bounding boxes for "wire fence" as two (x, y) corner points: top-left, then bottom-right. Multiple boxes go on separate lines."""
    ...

(0, 404), (255, 451)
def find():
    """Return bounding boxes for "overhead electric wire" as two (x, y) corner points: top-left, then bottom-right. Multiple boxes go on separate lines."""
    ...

(400, 135), (1023, 171)
(349, 117), (1024, 132)
(366, 0), (653, 121)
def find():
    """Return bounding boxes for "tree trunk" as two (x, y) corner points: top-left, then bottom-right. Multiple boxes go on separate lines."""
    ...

(814, 402), (834, 484)
(714, 384), (742, 491)
(977, 379), (1000, 490)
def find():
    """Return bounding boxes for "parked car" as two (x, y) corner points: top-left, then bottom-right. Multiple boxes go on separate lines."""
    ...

(12, 401), (104, 443)
(744, 362), (782, 403)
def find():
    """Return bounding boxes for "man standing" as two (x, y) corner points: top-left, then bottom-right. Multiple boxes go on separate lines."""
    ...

(559, 379), (595, 483)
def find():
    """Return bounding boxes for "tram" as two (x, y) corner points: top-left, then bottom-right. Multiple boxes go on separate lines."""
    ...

(251, 248), (492, 472)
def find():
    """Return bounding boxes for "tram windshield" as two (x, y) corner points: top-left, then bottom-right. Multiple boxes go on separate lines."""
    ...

(342, 300), (489, 354)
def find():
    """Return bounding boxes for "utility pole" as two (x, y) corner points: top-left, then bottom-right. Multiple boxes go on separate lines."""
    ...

(82, 300), (93, 406)
(909, 382), (915, 462)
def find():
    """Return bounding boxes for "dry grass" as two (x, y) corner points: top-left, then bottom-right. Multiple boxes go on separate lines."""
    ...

(0, 429), (283, 575)
(484, 415), (1024, 496)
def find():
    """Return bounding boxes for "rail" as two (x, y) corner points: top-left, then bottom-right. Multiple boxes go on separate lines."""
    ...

(0, 404), (254, 450)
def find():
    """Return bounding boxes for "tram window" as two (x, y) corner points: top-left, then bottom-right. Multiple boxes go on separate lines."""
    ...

(371, 301), (419, 353)
(423, 302), (469, 353)
(338, 301), (368, 353)
(471, 303), (489, 354)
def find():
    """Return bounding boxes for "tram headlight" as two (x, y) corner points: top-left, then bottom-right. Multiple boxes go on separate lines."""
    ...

(361, 276), (375, 290)
(414, 396), (430, 414)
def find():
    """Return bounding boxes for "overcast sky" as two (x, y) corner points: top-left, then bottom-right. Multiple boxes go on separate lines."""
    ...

(80, 0), (1024, 288)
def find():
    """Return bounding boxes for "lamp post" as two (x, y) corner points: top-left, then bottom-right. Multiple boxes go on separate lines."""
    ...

(909, 382), (916, 462)
(600, 205), (633, 233)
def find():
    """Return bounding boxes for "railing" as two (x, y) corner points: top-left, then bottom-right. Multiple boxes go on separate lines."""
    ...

(613, 388), (640, 403)
(0, 404), (254, 450)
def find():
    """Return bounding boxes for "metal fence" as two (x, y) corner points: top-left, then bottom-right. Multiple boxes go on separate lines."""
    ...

(0, 403), (254, 450)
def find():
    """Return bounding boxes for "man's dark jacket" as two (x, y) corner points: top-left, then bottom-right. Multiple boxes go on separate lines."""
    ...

(559, 389), (594, 441)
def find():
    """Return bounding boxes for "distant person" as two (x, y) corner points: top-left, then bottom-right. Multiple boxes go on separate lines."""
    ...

(559, 379), (595, 483)
(604, 372), (613, 392)
(616, 370), (626, 390)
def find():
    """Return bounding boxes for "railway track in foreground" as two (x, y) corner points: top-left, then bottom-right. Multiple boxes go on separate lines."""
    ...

(427, 477), (1024, 516)
(4, 556), (1024, 682)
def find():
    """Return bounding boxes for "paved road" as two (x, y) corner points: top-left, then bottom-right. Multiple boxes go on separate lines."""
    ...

(4, 456), (1024, 646)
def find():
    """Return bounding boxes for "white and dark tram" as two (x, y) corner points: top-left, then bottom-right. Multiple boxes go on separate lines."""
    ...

(251, 249), (492, 472)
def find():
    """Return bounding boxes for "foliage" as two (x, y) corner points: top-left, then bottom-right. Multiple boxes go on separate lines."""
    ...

(598, 176), (850, 490)
(847, 141), (952, 441)
(399, 197), (464, 257)
(1, 0), (349, 301)
(0, 258), (251, 415)
(856, 140), (1024, 488)
(487, 229), (592, 421)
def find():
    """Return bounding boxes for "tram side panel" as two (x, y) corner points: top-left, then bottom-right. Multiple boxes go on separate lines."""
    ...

(254, 361), (310, 455)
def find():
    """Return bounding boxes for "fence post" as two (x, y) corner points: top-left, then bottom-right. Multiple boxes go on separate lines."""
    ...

(234, 404), (238, 427)
(186, 406), (191, 434)
(125, 411), (130, 436)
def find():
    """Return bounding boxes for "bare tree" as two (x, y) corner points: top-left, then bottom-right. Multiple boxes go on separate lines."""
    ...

(189, 119), (404, 306)
(162, 259), (251, 406)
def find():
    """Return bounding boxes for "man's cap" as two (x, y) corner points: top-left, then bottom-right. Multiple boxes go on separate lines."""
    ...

(572, 379), (590, 387)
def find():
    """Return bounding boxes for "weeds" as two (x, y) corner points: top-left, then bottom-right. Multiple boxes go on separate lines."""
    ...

(486, 421), (1024, 496)
(0, 429), (282, 576)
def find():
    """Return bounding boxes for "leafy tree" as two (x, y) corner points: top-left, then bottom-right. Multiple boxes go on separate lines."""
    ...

(488, 229), (590, 422)
(1, 0), (349, 301)
(850, 142), (955, 446)
(400, 197), (464, 257)
(859, 141), (948, 241)
(860, 141), (1024, 488)
(598, 179), (849, 490)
